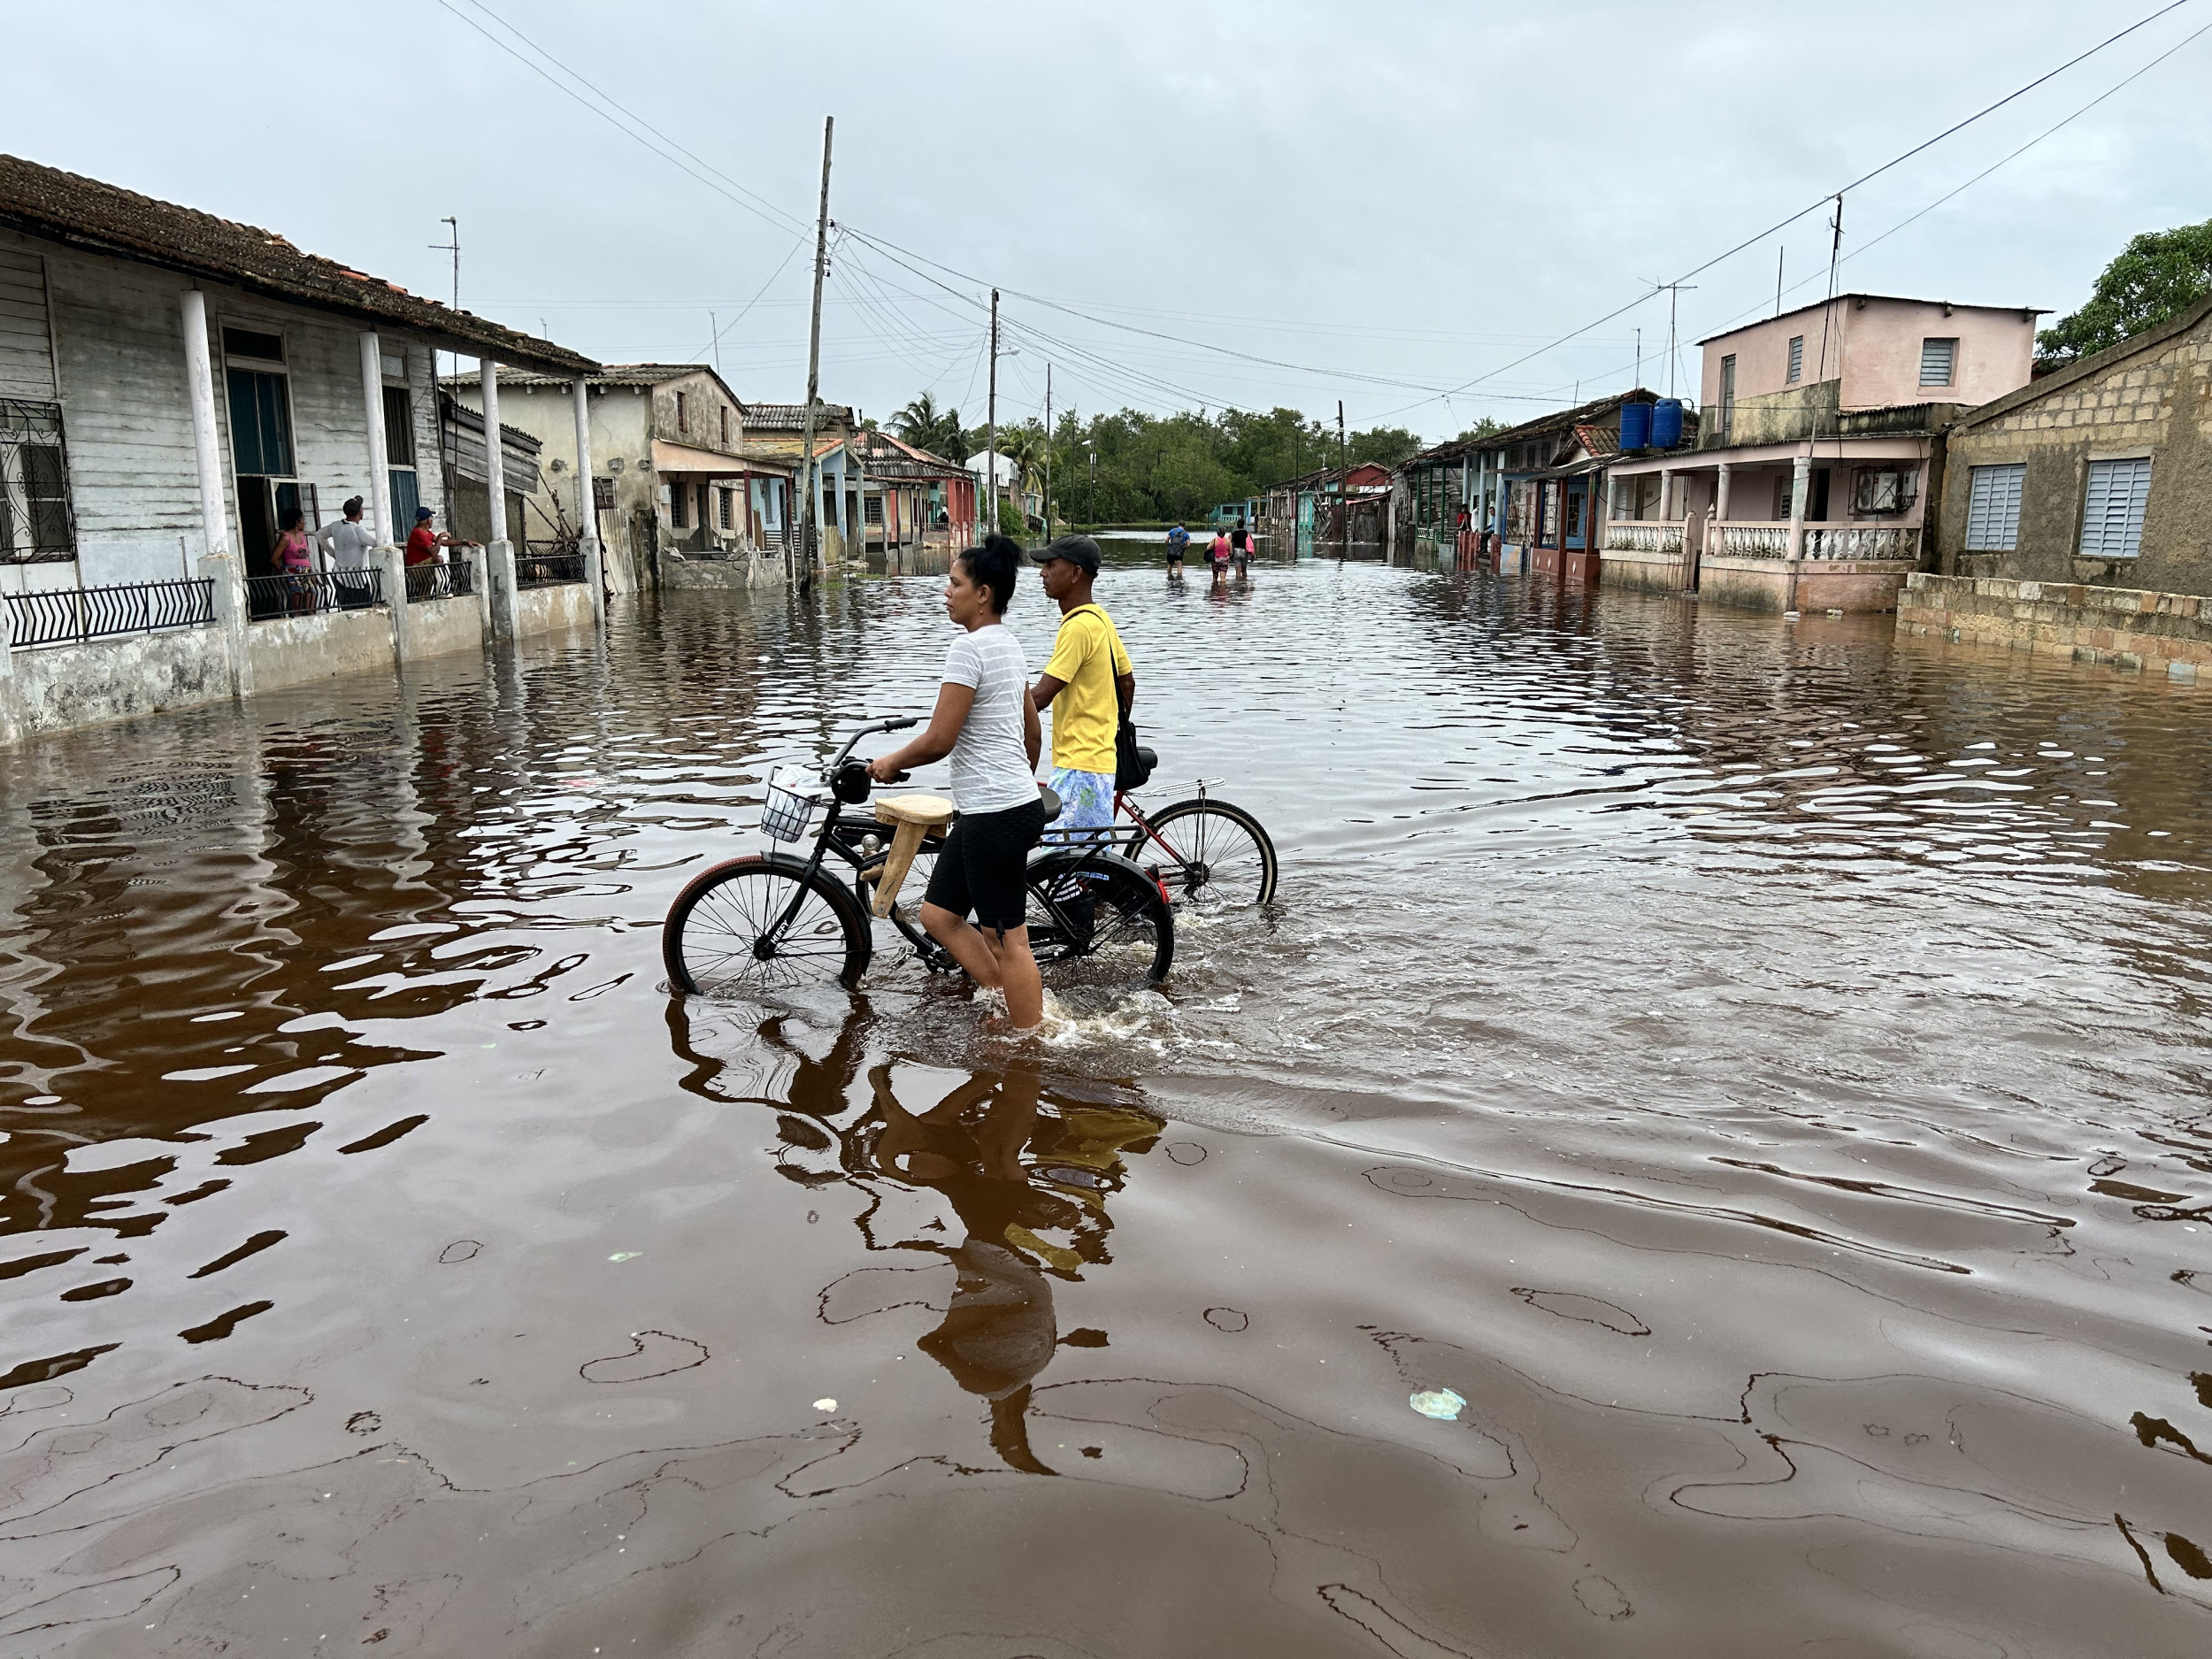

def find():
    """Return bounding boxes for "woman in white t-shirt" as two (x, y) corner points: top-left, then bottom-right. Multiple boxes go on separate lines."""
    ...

(869, 535), (1047, 1028)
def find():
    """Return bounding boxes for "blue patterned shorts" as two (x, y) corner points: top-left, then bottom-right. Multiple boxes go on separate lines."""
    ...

(1045, 766), (1116, 849)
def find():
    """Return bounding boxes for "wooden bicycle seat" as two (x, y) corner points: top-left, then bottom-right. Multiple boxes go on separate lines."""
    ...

(870, 794), (956, 916)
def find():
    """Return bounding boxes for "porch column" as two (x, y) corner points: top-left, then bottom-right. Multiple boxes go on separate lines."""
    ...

(481, 359), (518, 642)
(1658, 468), (1675, 523)
(480, 359), (508, 544)
(179, 288), (233, 560)
(359, 332), (392, 548)
(813, 457), (829, 562)
(1715, 462), (1732, 523)
(1786, 453), (1810, 560)
(572, 380), (604, 624)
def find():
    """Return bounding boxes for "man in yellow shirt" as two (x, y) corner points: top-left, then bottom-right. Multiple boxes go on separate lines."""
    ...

(1028, 536), (1133, 850)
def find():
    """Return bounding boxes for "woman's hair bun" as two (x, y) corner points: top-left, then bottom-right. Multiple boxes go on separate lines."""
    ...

(958, 533), (1023, 614)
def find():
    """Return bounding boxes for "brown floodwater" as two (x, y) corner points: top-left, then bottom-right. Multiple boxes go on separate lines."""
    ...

(3, 554), (2211, 1656)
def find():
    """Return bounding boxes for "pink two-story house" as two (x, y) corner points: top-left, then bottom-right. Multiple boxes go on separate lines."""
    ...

(1601, 294), (2040, 611)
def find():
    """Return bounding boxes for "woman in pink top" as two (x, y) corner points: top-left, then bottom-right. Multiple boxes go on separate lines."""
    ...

(274, 507), (315, 612)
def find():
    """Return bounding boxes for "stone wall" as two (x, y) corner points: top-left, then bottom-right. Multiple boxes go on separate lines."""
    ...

(1897, 571), (2212, 679)
(1939, 303), (2212, 589)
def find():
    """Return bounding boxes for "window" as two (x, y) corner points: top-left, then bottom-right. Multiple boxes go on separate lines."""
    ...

(1718, 354), (1736, 442)
(381, 386), (416, 468)
(1786, 335), (1804, 384)
(221, 326), (284, 363)
(225, 366), (293, 476)
(1964, 464), (2024, 549)
(720, 405), (730, 446)
(2079, 457), (2150, 560)
(676, 390), (688, 434)
(1853, 467), (1917, 515)
(718, 487), (732, 530)
(1920, 337), (1958, 388)
(668, 480), (687, 528)
(592, 476), (614, 511)
(0, 398), (74, 563)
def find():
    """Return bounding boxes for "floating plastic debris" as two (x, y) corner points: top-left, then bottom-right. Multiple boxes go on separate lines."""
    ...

(607, 1252), (641, 1263)
(1409, 1387), (1466, 1421)
(813, 1397), (837, 1412)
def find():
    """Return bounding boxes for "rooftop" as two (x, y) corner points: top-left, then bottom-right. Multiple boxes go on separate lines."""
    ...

(0, 153), (596, 378)
(1697, 293), (2046, 347)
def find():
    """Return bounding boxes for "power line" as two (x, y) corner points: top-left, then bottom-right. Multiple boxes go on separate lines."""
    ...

(1384, 0), (2202, 417)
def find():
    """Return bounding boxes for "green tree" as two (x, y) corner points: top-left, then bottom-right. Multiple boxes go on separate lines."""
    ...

(2037, 218), (2212, 367)
(891, 391), (967, 462)
(1455, 417), (1508, 442)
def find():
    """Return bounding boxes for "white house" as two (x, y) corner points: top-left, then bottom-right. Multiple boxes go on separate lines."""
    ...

(0, 153), (596, 600)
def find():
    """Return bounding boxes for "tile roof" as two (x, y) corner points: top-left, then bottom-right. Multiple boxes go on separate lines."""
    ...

(0, 153), (596, 377)
(746, 401), (855, 432)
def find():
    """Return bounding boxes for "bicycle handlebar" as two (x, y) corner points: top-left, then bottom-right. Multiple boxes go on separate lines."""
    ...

(827, 715), (921, 776)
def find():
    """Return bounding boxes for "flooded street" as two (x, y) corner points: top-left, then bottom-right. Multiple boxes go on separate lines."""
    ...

(4, 554), (2212, 1656)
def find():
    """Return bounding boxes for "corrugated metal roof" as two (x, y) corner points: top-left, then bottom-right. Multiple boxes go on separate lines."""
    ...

(0, 152), (596, 378)
(746, 402), (856, 431)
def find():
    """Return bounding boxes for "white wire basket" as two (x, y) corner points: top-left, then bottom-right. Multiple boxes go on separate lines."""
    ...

(759, 768), (821, 843)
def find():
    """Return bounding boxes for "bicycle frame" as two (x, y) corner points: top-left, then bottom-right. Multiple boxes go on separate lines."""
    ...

(757, 718), (1110, 970)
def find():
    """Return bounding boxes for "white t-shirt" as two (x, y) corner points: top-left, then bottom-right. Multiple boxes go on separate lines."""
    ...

(941, 623), (1036, 813)
(317, 518), (379, 570)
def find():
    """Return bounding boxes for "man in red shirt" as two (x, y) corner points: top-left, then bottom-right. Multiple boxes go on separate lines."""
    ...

(405, 504), (474, 566)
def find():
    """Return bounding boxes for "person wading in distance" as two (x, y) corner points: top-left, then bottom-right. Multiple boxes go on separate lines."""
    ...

(870, 535), (1048, 1031)
(1027, 535), (1133, 863)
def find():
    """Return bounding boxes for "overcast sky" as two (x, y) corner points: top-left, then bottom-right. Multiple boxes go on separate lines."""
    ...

(7, 0), (2209, 443)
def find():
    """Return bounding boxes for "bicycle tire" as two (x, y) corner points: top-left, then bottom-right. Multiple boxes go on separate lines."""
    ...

(1124, 797), (1278, 910)
(663, 853), (872, 994)
(1024, 847), (1174, 985)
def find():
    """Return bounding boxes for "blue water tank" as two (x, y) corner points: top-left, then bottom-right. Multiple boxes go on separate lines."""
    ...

(1652, 398), (1684, 449)
(1618, 401), (1652, 450)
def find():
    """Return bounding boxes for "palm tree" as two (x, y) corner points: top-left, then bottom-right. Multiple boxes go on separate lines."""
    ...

(892, 392), (965, 462)
(995, 426), (1048, 529)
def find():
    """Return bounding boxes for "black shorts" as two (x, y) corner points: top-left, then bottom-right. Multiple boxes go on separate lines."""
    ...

(923, 795), (1047, 933)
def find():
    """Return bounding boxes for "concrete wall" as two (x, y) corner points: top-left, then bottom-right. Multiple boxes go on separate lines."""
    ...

(1701, 297), (2035, 413)
(244, 606), (396, 694)
(404, 593), (486, 663)
(0, 625), (234, 741)
(515, 581), (594, 637)
(1899, 571), (2212, 679)
(1699, 556), (1914, 614)
(1939, 305), (2212, 592)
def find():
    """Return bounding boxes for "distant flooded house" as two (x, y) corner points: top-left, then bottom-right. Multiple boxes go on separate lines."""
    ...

(1441, 392), (1687, 580)
(1933, 290), (2212, 592)
(851, 429), (979, 556)
(448, 364), (793, 589)
(1603, 294), (2040, 612)
(1263, 463), (1390, 557)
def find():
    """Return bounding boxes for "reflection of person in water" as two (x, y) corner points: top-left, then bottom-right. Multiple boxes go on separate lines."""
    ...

(661, 999), (1160, 1472)
(873, 1064), (1064, 1471)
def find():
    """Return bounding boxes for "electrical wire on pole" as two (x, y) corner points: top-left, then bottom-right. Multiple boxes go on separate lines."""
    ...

(795, 117), (833, 592)
(986, 289), (999, 541)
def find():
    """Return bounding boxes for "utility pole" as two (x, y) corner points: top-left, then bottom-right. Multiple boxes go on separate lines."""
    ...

(1775, 246), (1785, 318)
(795, 115), (833, 591)
(1634, 328), (1641, 391)
(430, 217), (459, 504)
(1042, 362), (1052, 539)
(985, 288), (999, 540)
(1650, 282), (1698, 400)
(710, 310), (721, 376)
(1337, 400), (1346, 470)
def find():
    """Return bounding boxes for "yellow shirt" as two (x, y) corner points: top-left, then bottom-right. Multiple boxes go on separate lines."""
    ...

(1042, 603), (1131, 775)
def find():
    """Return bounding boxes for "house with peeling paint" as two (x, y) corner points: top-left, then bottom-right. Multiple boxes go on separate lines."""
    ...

(0, 153), (600, 743)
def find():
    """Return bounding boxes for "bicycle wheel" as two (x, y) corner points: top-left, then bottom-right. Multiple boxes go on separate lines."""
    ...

(663, 854), (872, 994)
(1124, 797), (1277, 910)
(1024, 848), (1173, 986)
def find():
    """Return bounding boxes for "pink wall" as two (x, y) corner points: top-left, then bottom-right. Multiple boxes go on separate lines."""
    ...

(1701, 296), (2037, 411)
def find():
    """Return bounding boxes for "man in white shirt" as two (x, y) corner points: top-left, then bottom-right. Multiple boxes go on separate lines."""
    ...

(316, 496), (380, 605)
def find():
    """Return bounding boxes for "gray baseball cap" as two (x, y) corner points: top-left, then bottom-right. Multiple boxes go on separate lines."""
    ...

(1031, 534), (1101, 574)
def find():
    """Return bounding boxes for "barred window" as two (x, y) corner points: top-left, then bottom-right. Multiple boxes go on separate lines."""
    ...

(718, 487), (732, 530)
(592, 476), (614, 511)
(0, 398), (75, 564)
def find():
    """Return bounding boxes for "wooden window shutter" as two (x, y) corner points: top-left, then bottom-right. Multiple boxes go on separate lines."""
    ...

(2078, 457), (2150, 559)
(1965, 463), (2024, 550)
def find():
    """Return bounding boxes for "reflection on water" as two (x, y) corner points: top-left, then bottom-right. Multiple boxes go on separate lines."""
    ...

(4, 559), (2212, 1653)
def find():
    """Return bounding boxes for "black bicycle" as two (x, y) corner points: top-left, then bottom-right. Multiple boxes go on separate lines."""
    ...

(663, 717), (1175, 995)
